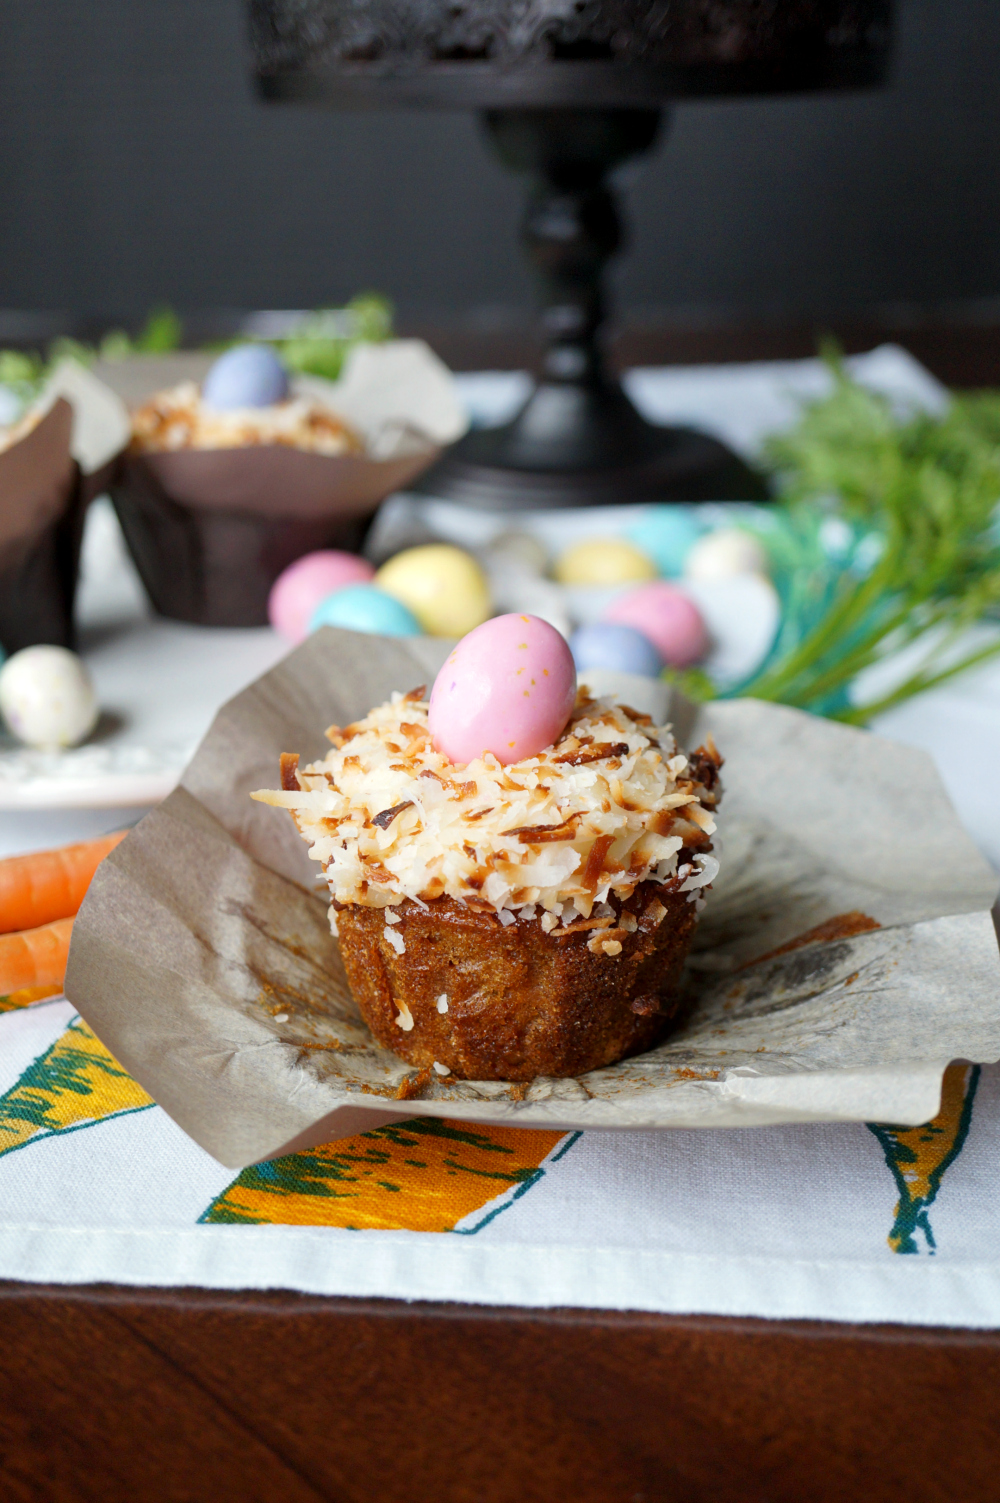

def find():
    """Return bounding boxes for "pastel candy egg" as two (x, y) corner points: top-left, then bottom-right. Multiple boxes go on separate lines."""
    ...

(480, 531), (549, 576)
(627, 508), (702, 577)
(570, 622), (663, 679)
(202, 345), (289, 411)
(429, 613), (576, 766)
(604, 582), (708, 668)
(0, 646), (98, 750)
(684, 527), (769, 582)
(309, 584), (420, 637)
(269, 551), (375, 642)
(553, 538), (658, 587)
(376, 545), (491, 637)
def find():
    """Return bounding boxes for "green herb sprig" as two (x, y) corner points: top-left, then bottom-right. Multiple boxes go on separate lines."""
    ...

(729, 352), (1000, 723)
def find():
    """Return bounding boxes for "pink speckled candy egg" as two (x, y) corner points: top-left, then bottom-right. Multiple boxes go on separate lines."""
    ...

(268, 551), (375, 642)
(603, 581), (708, 667)
(428, 613), (576, 766)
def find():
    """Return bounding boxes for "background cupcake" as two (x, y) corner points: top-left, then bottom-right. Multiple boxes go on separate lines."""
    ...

(106, 339), (467, 627)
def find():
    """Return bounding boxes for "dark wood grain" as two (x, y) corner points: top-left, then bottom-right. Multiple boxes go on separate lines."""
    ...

(2, 1284), (999, 1503)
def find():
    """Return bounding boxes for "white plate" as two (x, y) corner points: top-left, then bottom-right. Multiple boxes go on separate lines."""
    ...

(0, 499), (290, 810)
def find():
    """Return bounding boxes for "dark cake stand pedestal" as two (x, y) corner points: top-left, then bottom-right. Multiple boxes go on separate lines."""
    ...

(417, 106), (767, 509)
(253, 5), (892, 508)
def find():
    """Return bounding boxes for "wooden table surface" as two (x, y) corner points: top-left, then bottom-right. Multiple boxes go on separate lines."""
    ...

(6, 320), (1000, 1503)
(4, 1286), (1000, 1502)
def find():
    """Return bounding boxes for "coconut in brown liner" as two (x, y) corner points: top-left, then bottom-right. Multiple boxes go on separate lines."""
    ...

(104, 344), (465, 627)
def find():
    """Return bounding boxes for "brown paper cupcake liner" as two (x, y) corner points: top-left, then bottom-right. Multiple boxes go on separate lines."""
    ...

(110, 444), (439, 627)
(0, 398), (85, 656)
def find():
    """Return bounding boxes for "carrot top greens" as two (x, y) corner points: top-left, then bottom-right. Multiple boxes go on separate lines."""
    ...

(700, 350), (1000, 722)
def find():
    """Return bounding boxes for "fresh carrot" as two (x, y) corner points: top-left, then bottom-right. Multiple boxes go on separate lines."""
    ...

(0, 831), (125, 934)
(0, 916), (74, 995)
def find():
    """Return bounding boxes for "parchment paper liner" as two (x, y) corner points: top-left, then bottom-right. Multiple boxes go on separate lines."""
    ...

(0, 360), (130, 655)
(66, 628), (1000, 1169)
(102, 342), (467, 627)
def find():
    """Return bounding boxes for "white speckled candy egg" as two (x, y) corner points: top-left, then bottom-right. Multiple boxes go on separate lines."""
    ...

(0, 646), (99, 749)
(684, 527), (769, 582)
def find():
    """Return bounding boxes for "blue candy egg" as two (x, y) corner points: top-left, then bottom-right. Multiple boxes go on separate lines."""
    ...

(202, 345), (290, 411)
(309, 585), (421, 638)
(570, 622), (663, 679)
(627, 507), (702, 578)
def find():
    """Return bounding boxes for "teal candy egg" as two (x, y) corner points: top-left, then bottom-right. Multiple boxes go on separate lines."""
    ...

(627, 507), (702, 578)
(309, 584), (421, 637)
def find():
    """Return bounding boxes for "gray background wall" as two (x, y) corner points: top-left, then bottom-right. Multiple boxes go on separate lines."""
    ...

(1, 0), (998, 328)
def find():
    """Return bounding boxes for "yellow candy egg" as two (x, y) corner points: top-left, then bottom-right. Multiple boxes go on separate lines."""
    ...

(553, 537), (658, 587)
(375, 544), (491, 637)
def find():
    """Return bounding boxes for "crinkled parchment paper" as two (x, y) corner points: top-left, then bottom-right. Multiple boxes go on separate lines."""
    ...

(66, 628), (1000, 1168)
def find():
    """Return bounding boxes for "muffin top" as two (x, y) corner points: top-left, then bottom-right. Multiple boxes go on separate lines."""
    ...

(253, 685), (722, 928)
(130, 380), (362, 456)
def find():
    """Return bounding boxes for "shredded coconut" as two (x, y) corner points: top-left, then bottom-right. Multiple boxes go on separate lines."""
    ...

(384, 925), (406, 954)
(253, 686), (722, 925)
(436, 994), (450, 1013)
(395, 1002), (414, 1031)
(433, 1061), (451, 1076)
(130, 380), (362, 456)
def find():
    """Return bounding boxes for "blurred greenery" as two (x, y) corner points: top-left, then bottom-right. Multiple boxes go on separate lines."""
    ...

(274, 294), (392, 379)
(715, 348), (1000, 722)
(0, 294), (394, 417)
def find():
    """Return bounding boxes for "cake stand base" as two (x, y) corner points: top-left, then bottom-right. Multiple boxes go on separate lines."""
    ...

(412, 380), (769, 509)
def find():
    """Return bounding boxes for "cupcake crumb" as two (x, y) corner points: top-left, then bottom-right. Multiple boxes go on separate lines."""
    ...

(436, 993), (449, 1013)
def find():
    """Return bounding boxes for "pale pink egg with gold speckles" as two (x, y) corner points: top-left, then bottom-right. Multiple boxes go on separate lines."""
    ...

(603, 581), (708, 667)
(428, 613), (577, 766)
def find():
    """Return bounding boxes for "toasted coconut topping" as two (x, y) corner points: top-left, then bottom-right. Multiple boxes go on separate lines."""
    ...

(252, 687), (722, 924)
(129, 380), (363, 456)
